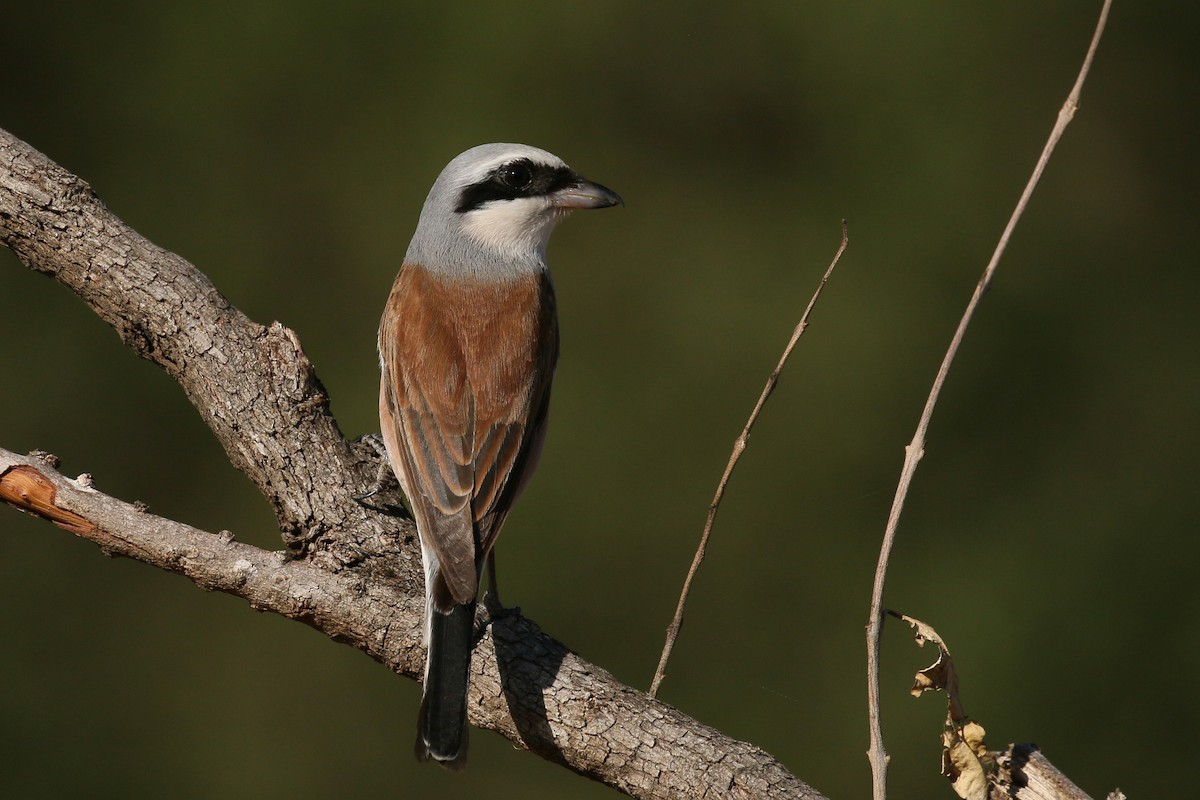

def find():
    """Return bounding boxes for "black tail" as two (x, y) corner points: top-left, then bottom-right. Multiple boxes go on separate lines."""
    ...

(415, 601), (475, 770)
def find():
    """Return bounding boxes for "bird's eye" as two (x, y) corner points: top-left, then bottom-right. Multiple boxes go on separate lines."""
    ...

(497, 162), (533, 190)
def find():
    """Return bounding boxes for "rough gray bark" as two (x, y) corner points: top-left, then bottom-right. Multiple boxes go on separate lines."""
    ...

(0, 126), (824, 800)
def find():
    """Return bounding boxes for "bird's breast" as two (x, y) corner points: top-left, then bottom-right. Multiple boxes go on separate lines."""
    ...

(381, 263), (558, 421)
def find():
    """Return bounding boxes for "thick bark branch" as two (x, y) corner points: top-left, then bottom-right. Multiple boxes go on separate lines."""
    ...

(0, 127), (823, 800)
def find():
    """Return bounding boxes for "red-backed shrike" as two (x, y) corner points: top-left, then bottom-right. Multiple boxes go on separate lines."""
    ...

(378, 144), (620, 768)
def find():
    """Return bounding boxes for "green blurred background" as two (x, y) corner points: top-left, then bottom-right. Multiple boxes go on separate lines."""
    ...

(2, 2), (1194, 797)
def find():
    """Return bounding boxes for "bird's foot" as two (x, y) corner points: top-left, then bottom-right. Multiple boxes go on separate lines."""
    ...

(352, 458), (394, 504)
(350, 434), (409, 515)
(483, 590), (520, 621)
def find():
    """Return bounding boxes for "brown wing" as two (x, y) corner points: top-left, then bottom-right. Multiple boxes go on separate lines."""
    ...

(379, 264), (557, 610)
(378, 266), (476, 609)
(465, 271), (557, 560)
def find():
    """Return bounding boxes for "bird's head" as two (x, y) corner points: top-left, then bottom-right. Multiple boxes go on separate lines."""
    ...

(405, 143), (621, 278)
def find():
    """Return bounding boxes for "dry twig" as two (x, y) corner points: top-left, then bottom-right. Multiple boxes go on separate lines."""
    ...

(864, 3), (1114, 799)
(650, 222), (849, 698)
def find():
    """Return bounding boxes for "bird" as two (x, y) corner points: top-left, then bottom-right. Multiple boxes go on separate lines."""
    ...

(377, 143), (621, 769)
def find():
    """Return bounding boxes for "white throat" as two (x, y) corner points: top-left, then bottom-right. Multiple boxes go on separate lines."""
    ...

(459, 197), (566, 262)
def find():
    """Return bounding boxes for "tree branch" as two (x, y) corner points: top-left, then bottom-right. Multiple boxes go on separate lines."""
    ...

(0, 126), (824, 800)
(996, 744), (1107, 800)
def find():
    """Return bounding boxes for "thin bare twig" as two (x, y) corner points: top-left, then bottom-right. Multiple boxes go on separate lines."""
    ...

(650, 221), (849, 698)
(865, 3), (1114, 799)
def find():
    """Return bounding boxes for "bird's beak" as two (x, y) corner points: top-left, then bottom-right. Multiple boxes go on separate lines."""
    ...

(551, 177), (623, 209)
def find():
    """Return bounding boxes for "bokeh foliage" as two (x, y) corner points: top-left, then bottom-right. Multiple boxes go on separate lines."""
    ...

(2, 3), (1195, 797)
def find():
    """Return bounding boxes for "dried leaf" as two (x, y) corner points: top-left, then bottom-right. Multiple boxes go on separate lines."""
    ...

(943, 723), (989, 800)
(894, 612), (994, 800)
